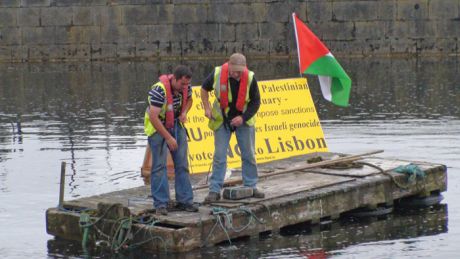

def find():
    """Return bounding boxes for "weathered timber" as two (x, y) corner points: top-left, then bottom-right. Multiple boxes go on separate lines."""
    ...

(46, 153), (447, 252)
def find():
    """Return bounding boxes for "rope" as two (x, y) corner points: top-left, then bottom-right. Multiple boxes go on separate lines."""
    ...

(78, 204), (168, 254)
(358, 162), (425, 189)
(394, 163), (426, 182)
(202, 206), (265, 246)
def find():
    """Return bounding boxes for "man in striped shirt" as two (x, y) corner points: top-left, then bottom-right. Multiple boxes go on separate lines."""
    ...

(145, 65), (197, 216)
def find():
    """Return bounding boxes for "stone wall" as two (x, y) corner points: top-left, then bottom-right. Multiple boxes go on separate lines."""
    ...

(0, 0), (459, 63)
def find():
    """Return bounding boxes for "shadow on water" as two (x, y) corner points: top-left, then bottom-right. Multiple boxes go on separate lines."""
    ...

(45, 204), (447, 258)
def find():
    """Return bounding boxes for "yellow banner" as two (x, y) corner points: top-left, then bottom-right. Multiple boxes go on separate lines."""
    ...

(186, 77), (328, 173)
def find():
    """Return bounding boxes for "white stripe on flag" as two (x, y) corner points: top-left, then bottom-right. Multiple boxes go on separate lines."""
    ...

(318, 75), (332, 101)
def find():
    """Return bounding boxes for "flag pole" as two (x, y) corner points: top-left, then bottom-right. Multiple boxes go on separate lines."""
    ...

(292, 12), (302, 77)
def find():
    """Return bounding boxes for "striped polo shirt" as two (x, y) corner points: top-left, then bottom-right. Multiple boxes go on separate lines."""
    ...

(148, 84), (192, 119)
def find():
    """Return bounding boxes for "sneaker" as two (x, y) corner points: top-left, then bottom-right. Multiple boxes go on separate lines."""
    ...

(204, 192), (221, 203)
(156, 206), (168, 216)
(253, 188), (265, 198)
(176, 203), (199, 212)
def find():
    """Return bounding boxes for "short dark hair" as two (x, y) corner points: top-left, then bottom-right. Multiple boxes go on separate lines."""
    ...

(173, 65), (192, 80)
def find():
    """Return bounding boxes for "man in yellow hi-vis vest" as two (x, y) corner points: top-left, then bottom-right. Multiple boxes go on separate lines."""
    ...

(201, 53), (264, 202)
(144, 65), (198, 215)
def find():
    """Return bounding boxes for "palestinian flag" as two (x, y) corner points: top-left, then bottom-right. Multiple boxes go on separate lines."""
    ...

(292, 13), (351, 107)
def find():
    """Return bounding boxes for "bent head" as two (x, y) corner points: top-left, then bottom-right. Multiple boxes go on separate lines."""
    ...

(228, 53), (246, 81)
(172, 65), (192, 91)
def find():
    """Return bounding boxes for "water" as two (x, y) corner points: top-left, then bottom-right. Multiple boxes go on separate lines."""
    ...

(0, 57), (459, 258)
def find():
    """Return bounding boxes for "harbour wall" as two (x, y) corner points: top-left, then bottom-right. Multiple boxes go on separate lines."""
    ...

(0, 0), (459, 62)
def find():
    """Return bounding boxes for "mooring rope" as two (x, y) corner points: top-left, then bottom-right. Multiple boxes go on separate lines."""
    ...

(78, 205), (167, 254)
(358, 161), (426, 189)
(202, 206), (265, 246)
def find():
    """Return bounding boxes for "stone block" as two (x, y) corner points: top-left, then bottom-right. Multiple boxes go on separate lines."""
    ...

(241, 39), (270, 56)
(26, 45), (51, 61)
(40, 7), (73, 26)
(251, 3), (269, 23)
(396, 0), (429, 20)
(158, 41), (182, 58)
(182, 39), (226, 57)
(73, 6), (99, 26)
(430, 0), (459, 20)
(122, 5), (173, 25)
(124, 25), (149, 44)
(390, 38), (417, 54)
(323, 40), (357, 56)
(306, 1), (332, 22)
(11, 45), (28, 61)
(55, 26), (100, 44)
(225, 41), (241, 55)
(321, 21), (355, 41)
(393, 20), (417, 39)
(413, 20), (435, 39)
(55, 0), (107, 6)
(172, 4), (208, 23)
(22, 26), (55, 45)
(267, 1), (306, 23)
(186, 23), (219, 42)
(435, 20), (460, 38)
(207, 3), (231, 23)
(332, 1), (381, 21)
(148, 24), (186, 43)
(18, 7), (40, 26)
(0, 46), (11, 62)
(362, 38), (391, 55)
(235, 23), (259, 41)
(219, 24), (235, 41)
(378, 0), (396, 21)
(0, 27), (22, 45)
(20, 0), (51, 7)
(100, 6), (123, 26)
(135, 42), (159, 59)
(59, 44), (91, 61)
(0, 13), (14, 30)
(90, 43), (117, 61)
(259, 22), (287, 40)
(116, 44), (136, 58)
(354, 21), (385, 40)
(269, 39), (289, 55)
(110, 0), (145, 4)
(208, 2), (269, 24)
(100, 25), (119, 44)
(0, 0), (20, 7)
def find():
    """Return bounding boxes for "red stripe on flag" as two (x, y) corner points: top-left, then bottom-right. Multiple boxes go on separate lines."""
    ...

(293, 13), (330, 73)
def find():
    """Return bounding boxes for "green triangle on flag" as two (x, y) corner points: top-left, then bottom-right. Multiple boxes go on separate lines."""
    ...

(292, 13), (352, 107)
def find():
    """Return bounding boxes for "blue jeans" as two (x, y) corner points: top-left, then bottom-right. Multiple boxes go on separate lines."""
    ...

(148, 123), (193, 208)
(209, 124), (258, 193)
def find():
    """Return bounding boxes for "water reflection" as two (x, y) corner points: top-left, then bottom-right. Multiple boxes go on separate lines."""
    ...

(45, 204), (447, 258)
(1, 57), (458, 161)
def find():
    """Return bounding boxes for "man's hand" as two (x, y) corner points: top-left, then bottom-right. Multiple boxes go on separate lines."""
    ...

(166, 137), (178, 151)
(179, 112), (187, 123)
(230, 115), (243, 127)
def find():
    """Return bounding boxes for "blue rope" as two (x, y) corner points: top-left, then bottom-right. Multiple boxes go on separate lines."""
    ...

(394, 163), (426, 183)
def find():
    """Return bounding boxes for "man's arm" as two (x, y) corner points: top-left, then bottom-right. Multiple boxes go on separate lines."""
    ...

(241, 76), (261, 122)
(179, 91), (193, 123)
(201, 88), (212, 119)
(149, 105), (178, 151)
(201, 70), (215, 120)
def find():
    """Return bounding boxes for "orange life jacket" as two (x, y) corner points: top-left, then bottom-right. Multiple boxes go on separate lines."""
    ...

(218, 62), (249, 112)
(158, 74), (188, 129)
